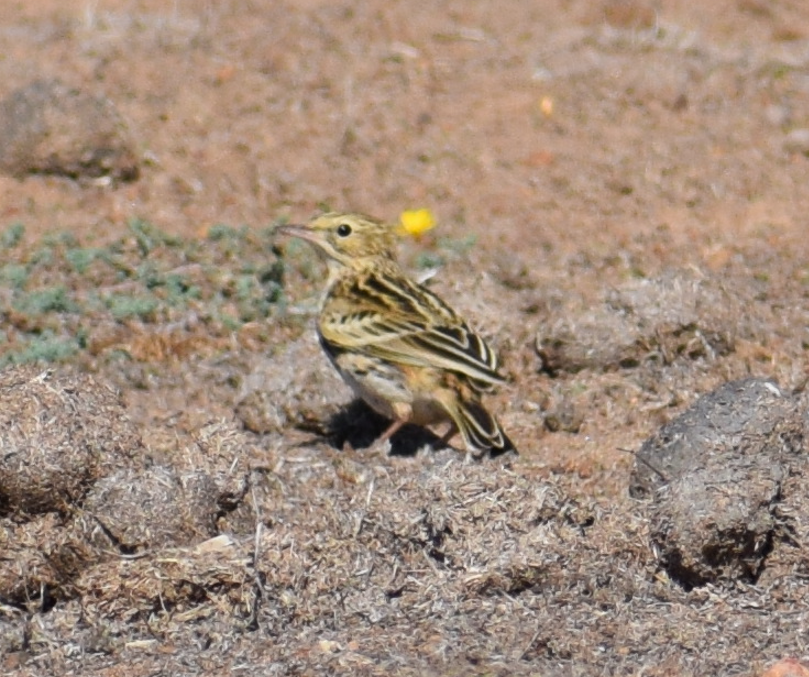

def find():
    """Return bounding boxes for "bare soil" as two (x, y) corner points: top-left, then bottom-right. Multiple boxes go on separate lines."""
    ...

(1, 1), (809, 675)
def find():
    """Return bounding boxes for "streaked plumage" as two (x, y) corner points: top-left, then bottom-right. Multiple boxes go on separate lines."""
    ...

(278, 212), (516, 456)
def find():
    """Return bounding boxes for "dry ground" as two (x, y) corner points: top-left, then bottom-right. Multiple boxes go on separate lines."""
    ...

(1, 1), (809, 675)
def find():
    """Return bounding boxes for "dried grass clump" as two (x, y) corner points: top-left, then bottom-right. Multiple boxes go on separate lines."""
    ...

(227, 450), (658, 670)
(76, 466), (220, 554)
(5, 435), (807, 674)
(760, 385), (809, 584)
(0, 366), (143, 516)
(75, 535), (255, 629)
(166, 419), (267, 535)
(632, 378), (806, 587)
(250, 454), (613, 632)
(536, 269), (737, 373)
(0, 513), (97, 606)
(0, 367), (228, 615)
(0, 603), (26, 659)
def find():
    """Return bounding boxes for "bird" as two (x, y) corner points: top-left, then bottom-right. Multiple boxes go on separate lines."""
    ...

(277, 212), (516, 457)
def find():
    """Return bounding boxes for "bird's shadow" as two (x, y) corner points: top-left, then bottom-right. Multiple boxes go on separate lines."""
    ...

(325, 399), (446, 457)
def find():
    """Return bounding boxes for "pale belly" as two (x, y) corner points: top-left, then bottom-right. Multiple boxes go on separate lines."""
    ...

(326, 346), (449, 426)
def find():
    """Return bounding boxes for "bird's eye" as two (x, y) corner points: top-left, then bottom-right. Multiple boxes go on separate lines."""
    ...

(336, 223), (352, 237)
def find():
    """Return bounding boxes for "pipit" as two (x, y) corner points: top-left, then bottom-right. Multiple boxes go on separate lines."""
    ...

(278, 212), (516, 457)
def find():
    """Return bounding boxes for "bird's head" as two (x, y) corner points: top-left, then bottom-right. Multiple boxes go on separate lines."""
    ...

(277, 212), (396, 269)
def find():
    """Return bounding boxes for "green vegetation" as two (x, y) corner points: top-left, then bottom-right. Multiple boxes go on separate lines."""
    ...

(13, 286), (78, 315)
(0, 219), (288, 366)
(0, 333), (80, 367)
(0, 222), (25, 249)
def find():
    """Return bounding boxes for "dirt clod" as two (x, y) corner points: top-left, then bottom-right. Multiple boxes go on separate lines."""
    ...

(632, 378), (806, 588)
(0, 365), (142, 516)
(631, 378), (801, 498)
(537, 270), (737, 374)
(0, 79), (140, 182)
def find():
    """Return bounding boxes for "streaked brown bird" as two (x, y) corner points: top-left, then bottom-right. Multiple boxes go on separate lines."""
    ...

(278, 212), (516, 457)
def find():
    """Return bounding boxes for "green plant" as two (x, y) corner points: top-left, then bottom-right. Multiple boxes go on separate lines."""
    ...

(13, 287), (77, 315)
(0, 334), (79, 366)
(0, 223), (25, 249)
(104, 294), (159, 321)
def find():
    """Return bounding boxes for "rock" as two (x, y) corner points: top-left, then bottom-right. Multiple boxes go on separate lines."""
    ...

(0, 79), (140, 182)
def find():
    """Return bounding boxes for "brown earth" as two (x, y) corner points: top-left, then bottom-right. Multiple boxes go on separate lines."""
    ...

(1, 0), (809, 675)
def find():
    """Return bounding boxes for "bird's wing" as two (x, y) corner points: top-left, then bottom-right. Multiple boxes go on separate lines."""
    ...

(320, 268), (504, 386)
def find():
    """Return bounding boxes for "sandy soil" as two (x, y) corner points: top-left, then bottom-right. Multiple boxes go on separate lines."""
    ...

(1, 1), (809, 675)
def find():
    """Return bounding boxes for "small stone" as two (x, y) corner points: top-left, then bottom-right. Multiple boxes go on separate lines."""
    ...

(764, 104), (790, 127)
(761, 659), (809, 677)
(783, 128), (809, 155)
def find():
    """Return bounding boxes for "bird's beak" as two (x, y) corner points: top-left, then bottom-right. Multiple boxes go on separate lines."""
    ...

(276, 223), (319, 243)
(275, 223), (304, 236)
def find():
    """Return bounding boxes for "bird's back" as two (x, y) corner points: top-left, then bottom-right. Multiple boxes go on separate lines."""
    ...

(319, 259), (504, 389)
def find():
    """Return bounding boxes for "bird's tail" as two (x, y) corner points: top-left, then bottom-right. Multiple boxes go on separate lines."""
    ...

(452, 398), (517, 457)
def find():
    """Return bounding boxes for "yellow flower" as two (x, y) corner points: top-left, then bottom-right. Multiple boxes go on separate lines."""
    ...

(398, 208), (436, 238)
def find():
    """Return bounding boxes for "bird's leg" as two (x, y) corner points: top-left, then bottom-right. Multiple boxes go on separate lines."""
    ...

(370, 402), (412, 452)
(378, 418), (407, 443)
(367, 418), (406, 455)
(437, 422), (459, 449)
